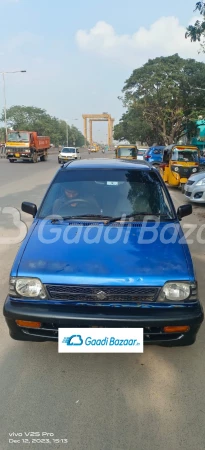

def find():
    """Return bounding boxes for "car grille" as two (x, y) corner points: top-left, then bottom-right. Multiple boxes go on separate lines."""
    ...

(187, 180), (195, 186)
(46, 285), (159, 303)
(6, 146), (28, 150)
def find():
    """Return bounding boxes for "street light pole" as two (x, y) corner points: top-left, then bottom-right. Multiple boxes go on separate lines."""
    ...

(71, 119), (78, 146)
(66, 121), (68, 147)
(2, 72), (7, 139)
(0, 70), (26, 141)
(63, 118), (78, 147)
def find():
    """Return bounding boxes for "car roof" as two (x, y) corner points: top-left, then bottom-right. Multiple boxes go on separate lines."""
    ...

(149, 146), (165, 150)
(61, 158), (153, 171)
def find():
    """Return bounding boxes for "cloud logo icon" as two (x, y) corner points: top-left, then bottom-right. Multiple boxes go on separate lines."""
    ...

(62, 335), (83, 346)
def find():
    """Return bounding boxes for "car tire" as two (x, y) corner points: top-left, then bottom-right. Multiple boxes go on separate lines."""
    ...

(9, 159), (14, 163)
(181, 184), (185, 194)
(58, 159), (61, 164)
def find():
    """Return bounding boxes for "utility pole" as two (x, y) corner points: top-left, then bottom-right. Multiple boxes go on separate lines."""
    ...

(66, 121), (68, 146)
(0, 70), (26, 141)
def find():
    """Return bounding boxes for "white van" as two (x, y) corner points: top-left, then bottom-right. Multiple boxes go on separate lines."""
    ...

(58, 147), (81, 164)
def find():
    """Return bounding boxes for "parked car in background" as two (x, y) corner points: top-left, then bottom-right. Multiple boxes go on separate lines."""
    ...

(137, 148), (148, 160)
(143, 146), (165, 167)
(58, 147), (81, 164)
(184, 172), (205, 203)
(199, 150), (205, 167)
(88, 146), (97, 153)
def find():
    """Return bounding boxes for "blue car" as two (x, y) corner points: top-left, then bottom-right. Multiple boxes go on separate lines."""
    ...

(199, 151), (205, 166)
(144, 146), (165, 166)
(3, 159), (203, 346)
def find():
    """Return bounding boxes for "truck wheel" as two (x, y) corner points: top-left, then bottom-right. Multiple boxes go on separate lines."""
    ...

(40, 154), (48, 161)
(32, 153), (38, 163)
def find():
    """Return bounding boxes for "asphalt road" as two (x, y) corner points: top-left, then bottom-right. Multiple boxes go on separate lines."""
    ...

(0, 151), (205, 450)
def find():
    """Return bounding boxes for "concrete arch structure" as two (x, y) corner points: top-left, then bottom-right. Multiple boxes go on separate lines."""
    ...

(82, 114), (114, 147)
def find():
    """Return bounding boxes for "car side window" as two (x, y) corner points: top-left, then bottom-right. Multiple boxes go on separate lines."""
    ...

(153, 150), (161, 154)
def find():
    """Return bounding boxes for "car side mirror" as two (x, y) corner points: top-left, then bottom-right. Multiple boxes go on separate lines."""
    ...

(21, 202), (37, 217)
(177, 204), (192, 220)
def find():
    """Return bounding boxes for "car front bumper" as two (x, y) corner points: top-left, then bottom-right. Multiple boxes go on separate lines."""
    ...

(184, 184), (205, 203)
(59, 156), (77, 160)
(3, 296), (204, 345)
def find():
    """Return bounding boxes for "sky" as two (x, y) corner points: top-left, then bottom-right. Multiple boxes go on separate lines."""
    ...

(0, 0), (204, 142)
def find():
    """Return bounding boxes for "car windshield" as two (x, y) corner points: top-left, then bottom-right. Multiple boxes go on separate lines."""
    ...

(61, 148), (76, 153)
(7, 132), (29, 142)
(171, 149), (199, 162)
(38, 169), (175, 220)
(118, 147), (137, 157)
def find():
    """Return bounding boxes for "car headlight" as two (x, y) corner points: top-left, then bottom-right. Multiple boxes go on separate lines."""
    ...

(196, 178), (205, 186)
(192, 168), (197, 173)
(158, 282), (191, 301)
(174, 167), (179, 172)
(9, 277), (47, 299)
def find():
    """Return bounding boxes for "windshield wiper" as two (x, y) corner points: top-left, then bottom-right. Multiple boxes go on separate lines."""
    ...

(50, 213), (173, 225)
(50, 214), (112, 223)
(105, 213), (173, 225)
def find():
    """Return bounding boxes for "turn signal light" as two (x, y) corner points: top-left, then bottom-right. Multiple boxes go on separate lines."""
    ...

(16, 320), (41, 328)
(163, 326), (190, 333)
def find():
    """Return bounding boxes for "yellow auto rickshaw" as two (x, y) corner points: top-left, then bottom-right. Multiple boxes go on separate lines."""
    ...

(115, 145), (138, 159)
(159, 145), (200, 192)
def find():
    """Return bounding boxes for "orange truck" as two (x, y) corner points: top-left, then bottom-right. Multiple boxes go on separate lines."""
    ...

(5, 130), (51, 163)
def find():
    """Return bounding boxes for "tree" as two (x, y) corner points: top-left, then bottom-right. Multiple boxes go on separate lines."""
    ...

(1, 105), (84, 147)
(0, 127), (5, 142)
(186, 2), (205, 50)
(115, 54), (205, 145)
(113, 106), (157, 145)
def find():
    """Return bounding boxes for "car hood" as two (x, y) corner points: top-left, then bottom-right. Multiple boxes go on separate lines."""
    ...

(16, 221), (194, 286)
(187, 172), (205, 183)
(60, 152), (76, 156)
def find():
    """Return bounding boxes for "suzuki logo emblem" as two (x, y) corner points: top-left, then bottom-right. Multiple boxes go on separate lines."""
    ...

(96, 290), (107, 300)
